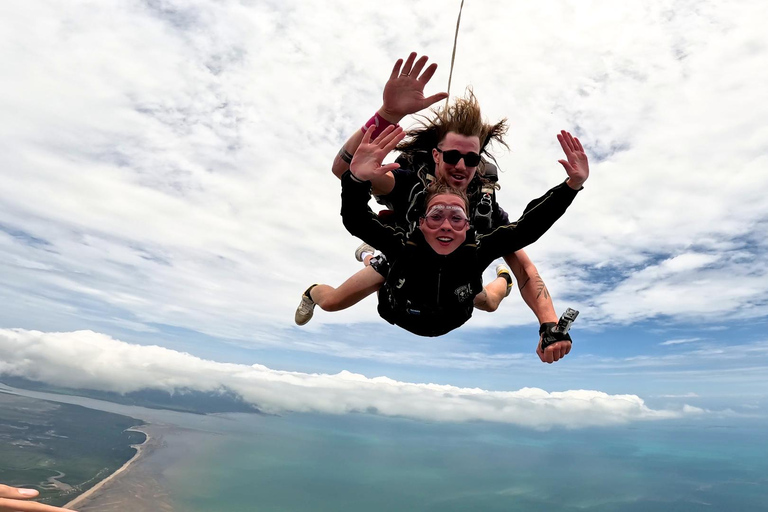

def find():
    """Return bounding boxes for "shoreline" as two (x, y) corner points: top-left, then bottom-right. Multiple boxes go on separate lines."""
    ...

(64, 425), (151, 510)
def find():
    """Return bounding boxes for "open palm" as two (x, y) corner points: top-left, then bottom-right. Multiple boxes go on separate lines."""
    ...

(349, 125), (405, 181)
(380, 53), (448, 121)
(350, 125), (406, 182)
(557, 130), (589, 189)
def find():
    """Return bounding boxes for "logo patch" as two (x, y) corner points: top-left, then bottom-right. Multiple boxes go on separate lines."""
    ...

(454, 284), (473, 302)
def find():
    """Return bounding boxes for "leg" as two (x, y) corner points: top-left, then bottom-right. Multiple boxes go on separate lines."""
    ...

(474, 264), (513, 312)
(296, 266), (384, 325)
(296, 252), (388, 326)
(473, 277), (508, 312)
(354, 242), (376, 267)
(311, 265), (384, 311)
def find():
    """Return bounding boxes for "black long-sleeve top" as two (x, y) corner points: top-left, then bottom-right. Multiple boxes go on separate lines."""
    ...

(341, 171), (579, 337)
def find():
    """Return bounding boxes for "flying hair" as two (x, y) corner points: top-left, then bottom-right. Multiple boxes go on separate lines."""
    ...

(396, 88), (508, 166)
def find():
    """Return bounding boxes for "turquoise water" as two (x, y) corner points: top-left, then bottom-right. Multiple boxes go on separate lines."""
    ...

(164, 414), (768, 512)
(6, 388), (767, 511)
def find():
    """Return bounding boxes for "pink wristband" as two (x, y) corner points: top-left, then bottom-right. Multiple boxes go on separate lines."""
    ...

(361, 113), (398, 140)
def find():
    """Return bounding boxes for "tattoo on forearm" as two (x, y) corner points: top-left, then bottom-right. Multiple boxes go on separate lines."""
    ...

(535, 274), (550, 300)
(338, 146), (353, 165)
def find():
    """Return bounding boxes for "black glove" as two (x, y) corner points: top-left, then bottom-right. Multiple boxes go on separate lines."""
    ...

(539, 322), (573, 351)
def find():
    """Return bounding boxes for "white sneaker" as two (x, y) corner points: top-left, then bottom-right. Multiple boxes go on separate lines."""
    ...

(354, 243), (376, 262)
(294, 288), (316, 326)
(496, 264), (513, 297)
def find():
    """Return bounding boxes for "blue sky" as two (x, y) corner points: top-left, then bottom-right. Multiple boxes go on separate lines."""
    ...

(1, 0), (767, 428)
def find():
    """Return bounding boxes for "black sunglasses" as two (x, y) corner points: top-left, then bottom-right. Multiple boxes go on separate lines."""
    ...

(436, 148), (481, 167)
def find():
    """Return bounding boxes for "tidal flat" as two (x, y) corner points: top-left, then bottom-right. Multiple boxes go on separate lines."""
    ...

(0, 391), (144, 508)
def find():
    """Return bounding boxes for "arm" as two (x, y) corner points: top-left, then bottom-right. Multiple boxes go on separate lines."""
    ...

(497, 131), (587, 363)
(476, 181), (580, 268)
(504, 250), (572, 364)
(332, 130), (365, 179)
(476, 130), (589, 266)
(341, 126), (408, 257)
(505, 250), (557, 325)
(332, 52), (448, 195)
(341, 173), (405, 259)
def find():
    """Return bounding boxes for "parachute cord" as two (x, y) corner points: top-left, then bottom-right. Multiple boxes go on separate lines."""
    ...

(445, 0), (465, 106)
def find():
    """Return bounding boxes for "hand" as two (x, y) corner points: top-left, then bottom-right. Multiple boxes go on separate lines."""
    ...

(350, 125), (406, 182)
(557, 130), (589, 190)
(379, 52), (449, 123)
(536, 338), (571, 364)
(0, 484), (76, 512)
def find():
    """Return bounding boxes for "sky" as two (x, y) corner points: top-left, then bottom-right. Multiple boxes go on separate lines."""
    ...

(1, 0), (767, 428)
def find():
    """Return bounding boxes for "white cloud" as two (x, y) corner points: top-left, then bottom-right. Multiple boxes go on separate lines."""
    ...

(0, 328), (699, 429)
(660, 338), (701, 346)
(0, 0), (767, 361)
(655, 393), (699, 398)
(587, 252), (768, 324)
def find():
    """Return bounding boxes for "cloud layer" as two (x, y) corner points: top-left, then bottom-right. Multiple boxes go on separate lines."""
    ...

(1, 0), (767, 349)
(1, 0), (767, 420)
(0, 328), (700, 429)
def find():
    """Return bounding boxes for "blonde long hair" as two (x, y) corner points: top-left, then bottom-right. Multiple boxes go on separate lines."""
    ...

(396, 89), (508, 162)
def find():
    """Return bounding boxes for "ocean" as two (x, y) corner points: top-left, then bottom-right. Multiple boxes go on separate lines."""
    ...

(166, 413), (768, 512)
(6, 388), (767, 511)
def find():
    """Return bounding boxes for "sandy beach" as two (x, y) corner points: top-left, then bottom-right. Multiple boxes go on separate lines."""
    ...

(64, 423), (178, 512)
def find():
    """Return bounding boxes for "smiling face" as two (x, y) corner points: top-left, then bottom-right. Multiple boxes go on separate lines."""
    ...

(418, 193), (470, 255)
(432, 132), (482, 190)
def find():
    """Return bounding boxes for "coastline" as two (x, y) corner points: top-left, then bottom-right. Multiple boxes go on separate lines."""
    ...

(1, 386), (219, 511)
(64, 425), (152, 510)
(62, 422), (209, 512)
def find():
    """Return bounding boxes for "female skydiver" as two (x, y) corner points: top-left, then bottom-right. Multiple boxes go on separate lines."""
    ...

(301, 124), (586, 337)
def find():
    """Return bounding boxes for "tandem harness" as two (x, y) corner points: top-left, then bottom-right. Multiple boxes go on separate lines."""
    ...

(378, 151), (500, 235)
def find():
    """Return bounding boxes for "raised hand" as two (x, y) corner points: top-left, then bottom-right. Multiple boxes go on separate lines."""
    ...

(557, 130), (589, 190)
(379, 52), (449, 123)
(350, 125), (406, 182)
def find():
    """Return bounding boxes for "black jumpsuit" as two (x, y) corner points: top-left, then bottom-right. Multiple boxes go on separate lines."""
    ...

(340, 171), (580, 337)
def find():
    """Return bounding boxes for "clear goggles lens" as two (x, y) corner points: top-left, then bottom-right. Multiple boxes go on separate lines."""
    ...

(423, 205), (469, 229)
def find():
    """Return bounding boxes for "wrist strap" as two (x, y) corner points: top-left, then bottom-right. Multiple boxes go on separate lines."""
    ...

(539, 322), (556, 335)
(540, 322), (572, 351)
(361, 112), (398, 140)
(344, 170), (369, 184)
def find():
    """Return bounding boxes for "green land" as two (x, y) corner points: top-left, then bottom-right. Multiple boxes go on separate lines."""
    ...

(0, 391), (144, 508)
